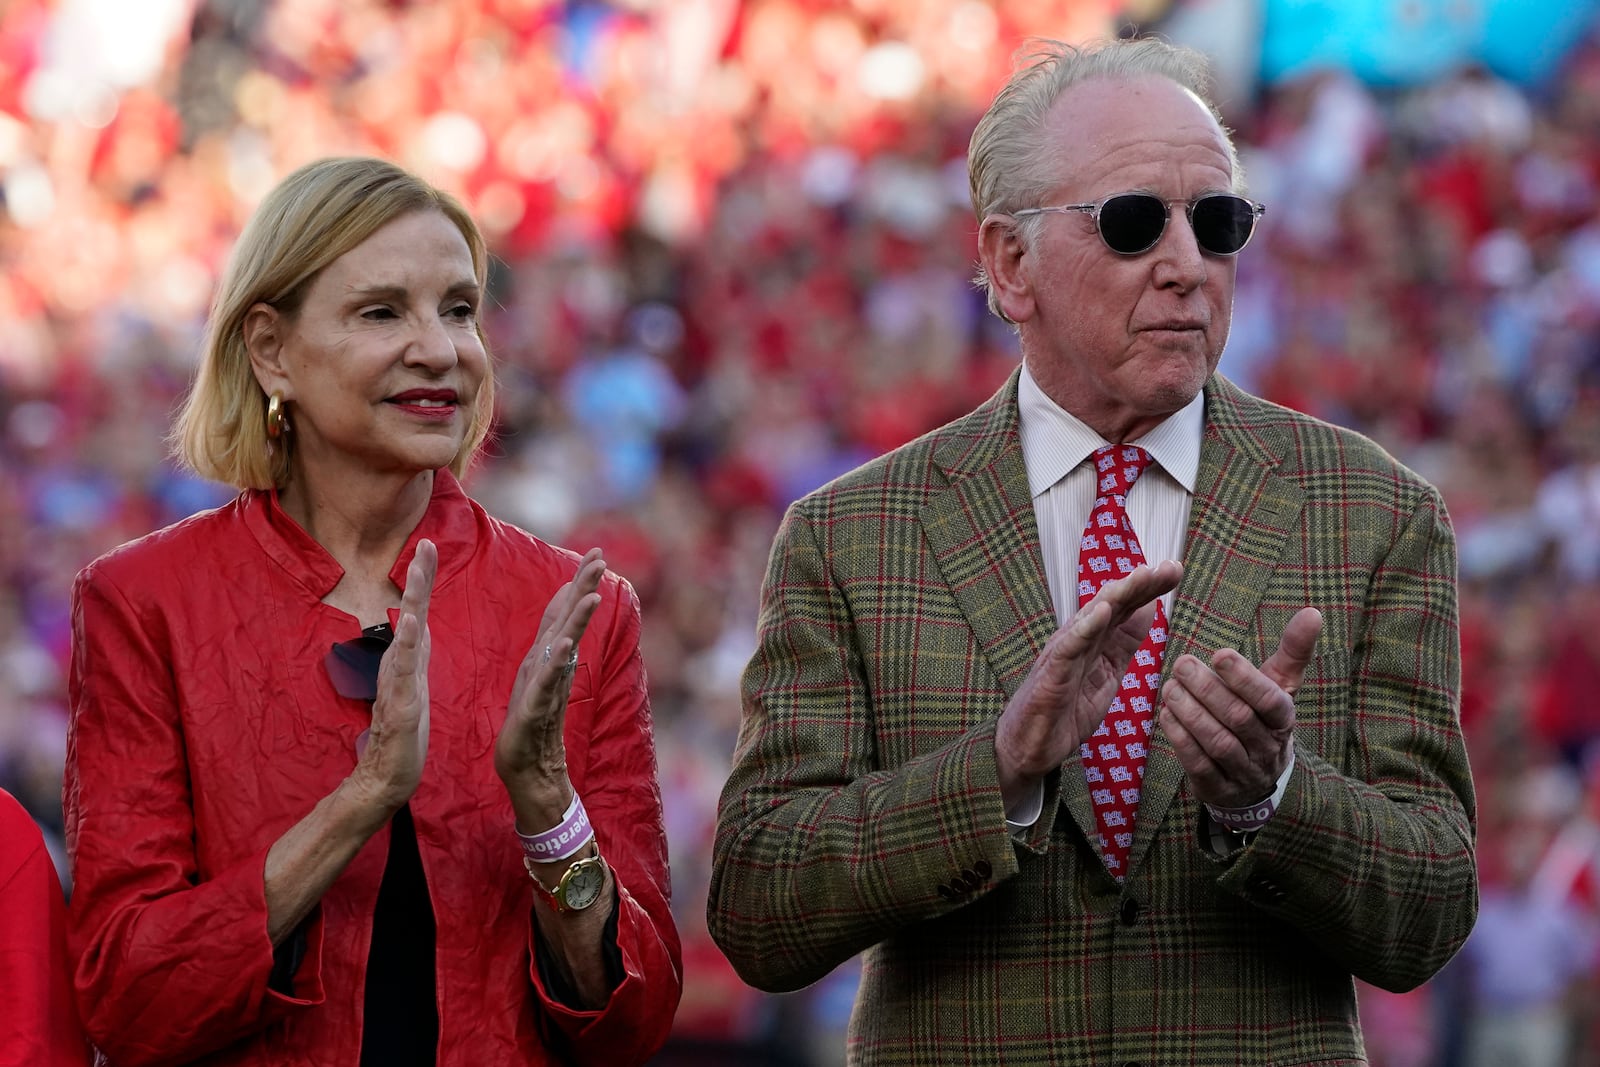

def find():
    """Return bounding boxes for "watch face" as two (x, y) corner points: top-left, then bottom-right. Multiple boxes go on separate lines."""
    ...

(560, 858), (606, 911)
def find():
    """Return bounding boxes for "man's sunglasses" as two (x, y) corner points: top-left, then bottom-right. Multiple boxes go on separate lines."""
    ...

(1013, 192), (1265, 257)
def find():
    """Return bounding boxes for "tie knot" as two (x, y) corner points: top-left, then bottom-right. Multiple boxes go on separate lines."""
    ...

(1091, 444), (1154, 496)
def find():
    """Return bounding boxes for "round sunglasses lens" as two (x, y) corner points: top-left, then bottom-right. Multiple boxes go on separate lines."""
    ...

(1192, 196), (1257, 255)
(1097, 195), (1168, 255)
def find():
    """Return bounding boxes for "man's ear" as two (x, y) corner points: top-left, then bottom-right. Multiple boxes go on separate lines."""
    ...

(978, 215), (1036, 324)
(242, 303), (291, 398)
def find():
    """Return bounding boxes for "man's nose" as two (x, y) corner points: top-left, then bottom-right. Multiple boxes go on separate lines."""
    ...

(1149, 210), (1207, 293)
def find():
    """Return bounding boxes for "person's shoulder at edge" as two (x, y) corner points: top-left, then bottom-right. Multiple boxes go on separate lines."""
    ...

(0, 786), (49, 880)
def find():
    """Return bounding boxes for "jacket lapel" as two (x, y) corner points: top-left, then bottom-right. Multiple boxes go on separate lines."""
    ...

(919, 372), (1103, 846)
(919, 372), (1057, 707)
(1126, 376), (1306, 877)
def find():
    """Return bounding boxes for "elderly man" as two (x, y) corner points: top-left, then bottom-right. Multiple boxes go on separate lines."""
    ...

(708, 36), (1477, 1066)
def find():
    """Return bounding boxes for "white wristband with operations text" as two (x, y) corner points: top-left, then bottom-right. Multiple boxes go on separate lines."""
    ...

(1204, 747), (1295, 833)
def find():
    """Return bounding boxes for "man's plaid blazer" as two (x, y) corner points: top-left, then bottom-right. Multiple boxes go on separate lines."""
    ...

(709, 370), (1477, 1066)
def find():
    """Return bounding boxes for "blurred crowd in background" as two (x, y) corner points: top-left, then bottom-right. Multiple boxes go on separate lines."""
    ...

(3, 0), (1600, 1064)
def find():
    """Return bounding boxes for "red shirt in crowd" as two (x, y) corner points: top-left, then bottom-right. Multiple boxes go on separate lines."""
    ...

(0, 788), (89, 1067)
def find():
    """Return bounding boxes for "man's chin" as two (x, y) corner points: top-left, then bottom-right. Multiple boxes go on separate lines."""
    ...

(1135, 362), (1209, 406)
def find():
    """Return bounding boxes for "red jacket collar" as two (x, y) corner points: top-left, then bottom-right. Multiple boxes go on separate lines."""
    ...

(240, 469), (480, 601)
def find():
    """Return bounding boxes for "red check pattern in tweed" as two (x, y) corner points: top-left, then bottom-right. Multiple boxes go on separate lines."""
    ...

(1077, 444), (1164, 881)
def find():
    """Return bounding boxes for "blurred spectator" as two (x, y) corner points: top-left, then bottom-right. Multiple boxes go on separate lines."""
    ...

(1455, 764), (1600, 1067)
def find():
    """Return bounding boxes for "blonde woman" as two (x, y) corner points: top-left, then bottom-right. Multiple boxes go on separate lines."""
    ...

(65, 157), (680, 1066)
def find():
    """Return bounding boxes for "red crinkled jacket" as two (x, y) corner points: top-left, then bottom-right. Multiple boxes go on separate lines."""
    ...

(64, 472), (681, 1066)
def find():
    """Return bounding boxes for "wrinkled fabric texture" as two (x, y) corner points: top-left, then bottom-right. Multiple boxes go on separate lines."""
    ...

(709, 371), (1478, 1066)
(0, 788), (90, 1067)
(65, 471), (681, 1067)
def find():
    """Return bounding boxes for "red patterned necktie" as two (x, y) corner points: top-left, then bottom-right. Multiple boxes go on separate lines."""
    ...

(1077, 443), (1167, 881)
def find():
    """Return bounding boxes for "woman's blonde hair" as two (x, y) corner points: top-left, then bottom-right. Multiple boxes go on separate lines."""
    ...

(173, 156), (497, 489)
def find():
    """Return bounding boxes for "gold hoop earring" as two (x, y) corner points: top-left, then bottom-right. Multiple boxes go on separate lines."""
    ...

(266, 392), (289, 440)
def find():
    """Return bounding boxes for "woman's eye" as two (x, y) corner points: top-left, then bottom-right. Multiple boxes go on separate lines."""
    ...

(361, 306), (397, 321)
(447, 304), (477, 322)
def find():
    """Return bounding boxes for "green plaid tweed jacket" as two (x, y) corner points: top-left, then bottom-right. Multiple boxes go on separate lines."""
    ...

(708, 370), (1477, 1066)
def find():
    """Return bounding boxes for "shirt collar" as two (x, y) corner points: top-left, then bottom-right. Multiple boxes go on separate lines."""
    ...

(1017, 359), (1204, 497)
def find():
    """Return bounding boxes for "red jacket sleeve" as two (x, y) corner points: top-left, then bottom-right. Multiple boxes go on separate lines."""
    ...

(0, 791), (90, 1067)
(528, 575), (683, 1064)
(64, 565), (326, 1067)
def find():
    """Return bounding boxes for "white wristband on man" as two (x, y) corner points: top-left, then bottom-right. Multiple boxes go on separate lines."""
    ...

(1204, 748), (1295, 834)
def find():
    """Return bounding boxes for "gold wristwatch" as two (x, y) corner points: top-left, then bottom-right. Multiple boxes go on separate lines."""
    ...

(524, 845), (608, 913)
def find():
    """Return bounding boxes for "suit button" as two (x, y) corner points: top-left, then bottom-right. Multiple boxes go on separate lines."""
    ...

(937, 884), (958, 901)
(959, 869), (982, 891)
(1120, 898), (1141, 926)
(1250, 878), (1286, 903)
(974, 859), (993, 879)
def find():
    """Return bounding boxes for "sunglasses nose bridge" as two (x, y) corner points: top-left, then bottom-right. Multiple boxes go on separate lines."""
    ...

(1148, 199), (1206, 261)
